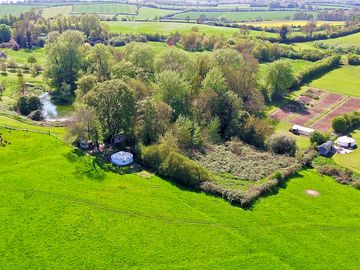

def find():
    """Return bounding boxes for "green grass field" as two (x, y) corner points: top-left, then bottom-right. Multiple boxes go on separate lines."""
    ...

(321, 31), (360, 46)
(333, 130), (360, 173)
(0, 126), (359, 269)
(309, 65), (360, 97)
(2, 48), (47, 67)
(0, 4), (44, 16)
(172, 11), (315, 21)
(243, 20), (344, 27)
(105, 21), (276, 37)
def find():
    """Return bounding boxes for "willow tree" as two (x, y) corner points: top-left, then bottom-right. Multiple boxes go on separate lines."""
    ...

(45, 30), (85, 93)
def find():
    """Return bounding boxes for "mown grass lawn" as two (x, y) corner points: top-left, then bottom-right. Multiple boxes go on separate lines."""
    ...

(105, 21), (276, 37)
(309, 65), (360, 97)
(0, 126), (359, 269)
(333, 130), (360, 174)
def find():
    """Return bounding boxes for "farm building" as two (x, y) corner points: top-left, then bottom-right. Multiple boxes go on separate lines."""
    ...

(111, 151), (133, 166)
(0, 51), (7, 59)
(290, 125), (315, 136)
(336, 136), (357, 148)
(318, 141), (335, 156)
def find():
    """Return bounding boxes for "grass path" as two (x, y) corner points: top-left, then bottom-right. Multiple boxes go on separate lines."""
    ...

(0, 128), (359, 269)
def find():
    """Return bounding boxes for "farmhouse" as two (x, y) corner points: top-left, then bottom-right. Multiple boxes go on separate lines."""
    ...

(336, 136), (357, 148)
(290, 125), (315, 136)
(0, 51), (7, 59)
(318, 141), (335, 156)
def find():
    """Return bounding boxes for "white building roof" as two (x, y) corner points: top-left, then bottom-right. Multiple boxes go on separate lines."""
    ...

(292, 125), (315, 134)
(336, 136), (356, 145)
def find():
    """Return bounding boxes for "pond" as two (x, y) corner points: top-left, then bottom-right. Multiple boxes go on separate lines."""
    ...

(39, 92), (74, 120)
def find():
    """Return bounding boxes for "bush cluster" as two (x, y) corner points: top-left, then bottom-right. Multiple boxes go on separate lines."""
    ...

(295, 55), (341, 87)
(141, 144), (212, 188)
(269, 135), (296, 156)
(16, 95), (43, 120)
(310, 131), (330, 145)
(332, 112), (360, 134)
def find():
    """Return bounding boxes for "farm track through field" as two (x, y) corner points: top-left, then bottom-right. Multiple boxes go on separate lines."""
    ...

(0, 187), (359, 233)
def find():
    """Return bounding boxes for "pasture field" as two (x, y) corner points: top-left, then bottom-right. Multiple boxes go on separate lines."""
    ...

(171, 11), (315, 21)
(309, 65), (360, 97)
(333, 130), (360, 174)
(0, 4), (44, 16)
(2, 48), (47, 66)
(320, 31), (360, 47)
(105, 21), (276, 37)
(42, 5), (73, 18)
(0, 127), (359, 269)
(258, 58), (314, 85)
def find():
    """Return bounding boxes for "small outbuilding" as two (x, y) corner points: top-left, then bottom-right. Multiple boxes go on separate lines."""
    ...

(290, 125), (315, 136)
(318, 141), (335, 156)
(336, 136), (357, 148)
(111, 151), (133, 166)
(0, 51), (7, 59)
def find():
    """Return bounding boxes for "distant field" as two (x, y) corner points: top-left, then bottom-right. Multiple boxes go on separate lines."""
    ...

(0, 126), (359, 268)
(105, 21), (277, 37)
(72, 3), (136, 15)
(0, 4), (44, 16)
(321, 31), (360, 46)
(310, 65), (360, 97)
(171, 11), (315, 21)
(333, 130), (360, 174)
(243, 20), (344, 27)
(42, 5), (73, 18)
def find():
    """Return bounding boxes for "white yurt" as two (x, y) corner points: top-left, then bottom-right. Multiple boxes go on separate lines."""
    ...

(335, 136), (357, 148)
(111, 151), (133, 166)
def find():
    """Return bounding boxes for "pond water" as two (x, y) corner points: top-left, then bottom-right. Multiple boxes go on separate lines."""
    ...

(39, 92), (57, 119)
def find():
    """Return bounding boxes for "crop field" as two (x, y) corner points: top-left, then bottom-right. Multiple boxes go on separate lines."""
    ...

(72, 3), (137, 15)
(271, 88), (360, 132)
(0, 124), (359, 269)
(333, 130), (360, 174)
(105, 21), (277, 37)
(0, 4), (44, 16)
(42, 5), (73, 18)
(171, 11), (315, 21)
(309, 65), (360, 97)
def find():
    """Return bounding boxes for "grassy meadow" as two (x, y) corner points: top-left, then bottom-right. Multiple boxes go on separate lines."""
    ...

(0, 126), (359, 269)
(321, 31), (360, 46)
(105, 21), (277, 37)
(2, 48), (47, 67)
(333, 130), (360, 174)
(72, 3), (137, 15)
(243, 20), (344, 27)
(42, 5), (73, 18)
(309, 65), (360, 97)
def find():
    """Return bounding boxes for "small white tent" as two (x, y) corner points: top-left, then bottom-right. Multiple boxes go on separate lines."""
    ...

(111, 151), (133, 166)
(336, 136), (357, 148)
(290, 125), (315, 136)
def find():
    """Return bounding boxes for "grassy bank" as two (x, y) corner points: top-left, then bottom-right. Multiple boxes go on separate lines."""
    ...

(0, 127), (359, 269)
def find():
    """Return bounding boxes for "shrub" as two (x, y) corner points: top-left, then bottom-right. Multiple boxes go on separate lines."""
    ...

(316, 165), (353, 184)
(140, 143), (212, 188)
(28, 109), (44, 121)
(16, 95), (42, 116)
(310, 131), (330, 145)
(332, 116), (347, 133)
(160, 151), (212, 187)
(269, 135), (296, 156)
